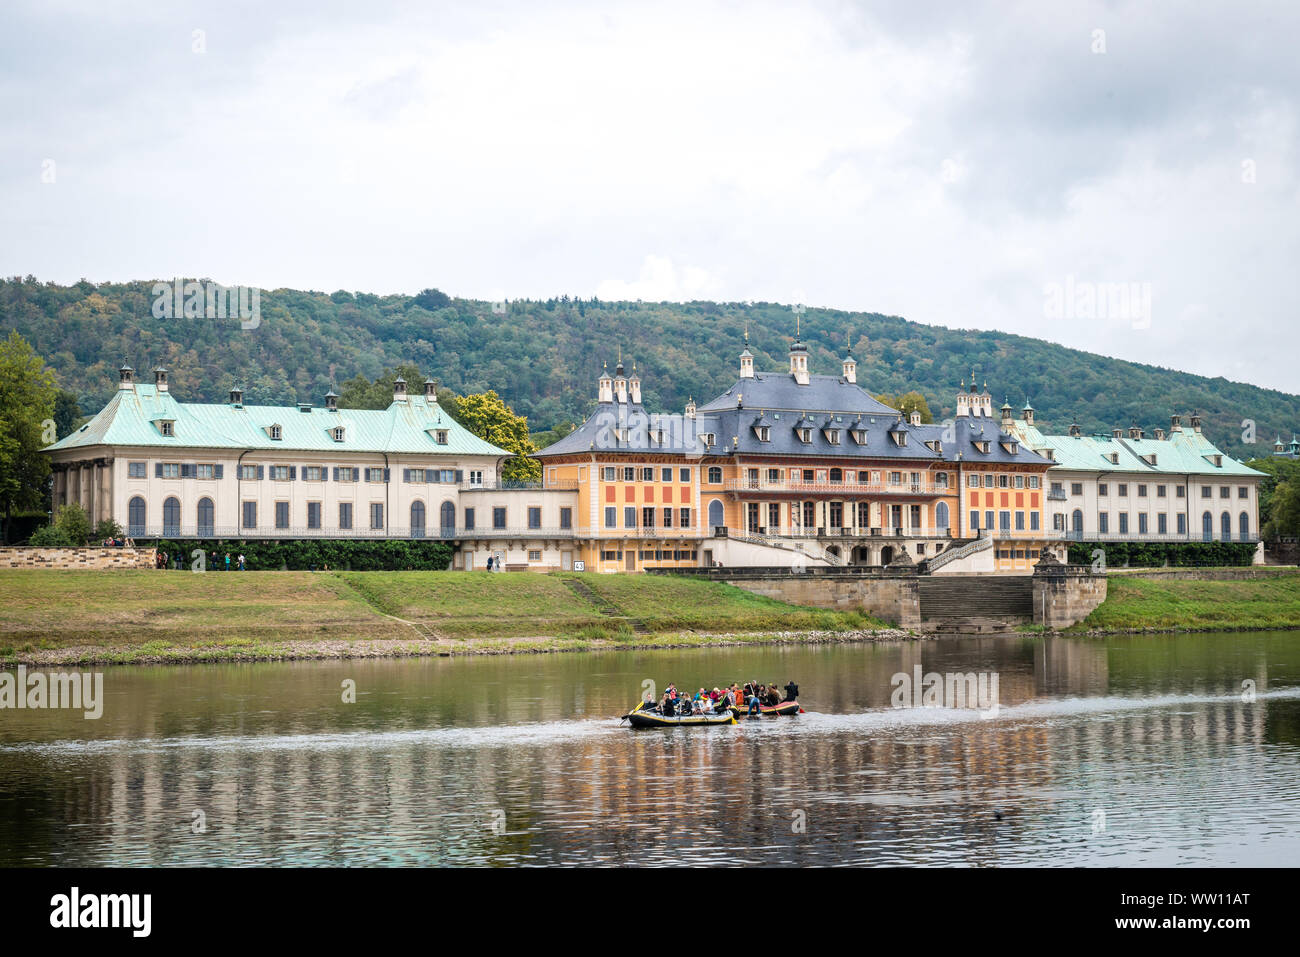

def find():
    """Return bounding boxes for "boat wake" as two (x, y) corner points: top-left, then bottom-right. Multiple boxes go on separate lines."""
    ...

(3, 686), (1297, 756)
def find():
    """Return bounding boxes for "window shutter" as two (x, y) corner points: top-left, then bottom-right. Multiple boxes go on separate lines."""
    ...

(455, 470), (464, 483)
(427, 470), (436, 484)
(321, 466), (328, 482)
(154, 463), (162, 478)
(383, 468), (390, 483)
(214, 464), (223, 480)
(332, 467), (339, 481)
(288, 466), (296, 480)
(403, 468), (411, 483)
(257, 465), (264, 480)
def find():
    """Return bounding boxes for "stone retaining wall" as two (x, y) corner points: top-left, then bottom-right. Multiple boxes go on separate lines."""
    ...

(0, 547), (157, 570)
(1114, 566), (1298, 582)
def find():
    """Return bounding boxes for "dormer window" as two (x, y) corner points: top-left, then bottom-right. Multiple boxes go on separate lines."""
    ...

(158, 420), (175, 437)
(890, 431), (908, 447)
(1001, 441), (1018, 454)
(332, 426), (346, 442)
(1145, 453), (1157, 466)
(701, 433), (715, 447)
(268, 424), (282, 441)
(973, 440), (989, 453)
(757, 426), (771, 442)
(825, 430), (840, 445)
(1109, 452), (1119, 465)
(799, 428), (813, 444)
(852, 429), (867, 444)
(435, 429), (448, 445)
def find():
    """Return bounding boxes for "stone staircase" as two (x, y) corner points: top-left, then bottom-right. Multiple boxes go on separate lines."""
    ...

(559, 577), (649, 634)
(921, 533), (991, 573)
(917, 575), (1034, 632)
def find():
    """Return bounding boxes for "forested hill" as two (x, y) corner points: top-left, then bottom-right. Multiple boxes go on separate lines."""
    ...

(2, 277), (1295, 459)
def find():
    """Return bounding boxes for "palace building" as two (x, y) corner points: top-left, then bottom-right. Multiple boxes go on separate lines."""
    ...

(45, 363), (583, 571)
(1006, 407), (1265, 556)
(535, 336), (1062, 573)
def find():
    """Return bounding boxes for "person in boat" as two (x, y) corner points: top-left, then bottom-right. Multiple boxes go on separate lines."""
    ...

(746, 686), (762, 717)
(784, 680), (799, 702)
(765, 685), (781, 707)
(659, 691), (673, 714)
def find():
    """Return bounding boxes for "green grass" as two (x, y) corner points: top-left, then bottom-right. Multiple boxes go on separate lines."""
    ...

(0, 568), (892, 661)
(1072, 574), (1300, 632)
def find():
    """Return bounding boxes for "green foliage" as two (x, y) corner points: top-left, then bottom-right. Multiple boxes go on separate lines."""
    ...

(0, 331), (57, 536)
(1245, 457), (1300, 539)
(1065, 540), (1256, 567)
(53, 502), (92, 545)
(454, 390), (540, 482)
(875, 390), (933, 423)
(148, 538), (454, 571)
(28, 524), (73, 546)
(94, 517), (123, 541)
(3, 278), (1297, 456)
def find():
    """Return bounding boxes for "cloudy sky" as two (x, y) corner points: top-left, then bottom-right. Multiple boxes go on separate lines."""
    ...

(2, 0), (1296, 392)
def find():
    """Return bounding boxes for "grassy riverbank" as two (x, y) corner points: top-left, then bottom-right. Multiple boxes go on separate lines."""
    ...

(1070, 572), (1300, 633)
(0, 569), (894, 666)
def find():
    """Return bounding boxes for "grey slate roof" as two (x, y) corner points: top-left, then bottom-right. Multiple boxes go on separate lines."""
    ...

(696, 372), (897, 415)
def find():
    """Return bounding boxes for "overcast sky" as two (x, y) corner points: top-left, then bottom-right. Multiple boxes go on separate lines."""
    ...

(2, 1), (1296, 392)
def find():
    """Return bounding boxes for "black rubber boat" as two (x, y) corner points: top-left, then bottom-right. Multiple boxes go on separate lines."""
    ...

(718, 699), (802, 718)
(622, 701), (737, 729)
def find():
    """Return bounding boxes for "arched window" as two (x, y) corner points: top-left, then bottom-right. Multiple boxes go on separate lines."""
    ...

(1240, 511), (1250, 541)
(197, 497), (214, 537)
(1202, 511), (1213, 542)
(707, 499), (725, 530)
(1221, 511), (1232, 541)
(411, 501), (426, 539)
(1072, 509), (1083, 536)
(163, 496), (181, 537)
(829, 468), (842, 484)
(440, 500), (455, 536)
(707, 466), (723, 484)
(128, 496), (146, 538)
(935, 502), (950, 532)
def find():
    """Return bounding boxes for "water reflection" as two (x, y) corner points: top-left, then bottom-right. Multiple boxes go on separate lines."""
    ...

(1, 633), (1298, 866)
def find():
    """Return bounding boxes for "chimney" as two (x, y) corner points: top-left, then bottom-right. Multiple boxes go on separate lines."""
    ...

(1112, 428), (1122, 439)
(1022, 403), (1035, 426)
(909, 410), (922, 426)
(1170, 413), (1182, 431)
(325, 390), (338, 412)
(1128, 424), (1141, 439)
(739, 348), (754, 379)
(955, 379), (969, 418)
(424, 378), (437, 401)
(1068, 421), (1081, 437)
(598, 363), (613, 403)
(629, 363), (641, 404)
(393, 376), (407, 403)
(118, 362), (135, 392)
(229, 386), (243, 406)
(153, 366), (169, 393)
(842, 337), (857, 384)
(1154, 428), (1165, 440)
(1000, 401), (1012, 427)
(685, 397), (696, 420)
(1190, 411), (1202, 432)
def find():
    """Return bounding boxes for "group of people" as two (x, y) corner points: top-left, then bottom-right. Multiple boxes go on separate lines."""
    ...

(655, 679), (799, 718)
(155, 550), (247, 571)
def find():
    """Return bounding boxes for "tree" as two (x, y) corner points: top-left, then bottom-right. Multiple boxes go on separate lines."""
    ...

(0, 331), (57, 542)
(875, 390), (934, 423)
(456, 391), (541, 482)
(53, 390), (82, 438)
(410, 288), (451, 311)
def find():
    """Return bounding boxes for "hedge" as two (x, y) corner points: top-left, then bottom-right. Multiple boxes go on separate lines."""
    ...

(147, 539), (454, 571)
(1065, 540), (1256, 568)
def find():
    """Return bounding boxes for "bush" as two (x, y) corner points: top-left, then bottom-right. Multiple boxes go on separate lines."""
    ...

(53, 503), (92, 546)
(28, 525), (74, 546)
(1065, 540), (1256, 568)
(94, 518), (123, 542)
(146, 538), (455, 571)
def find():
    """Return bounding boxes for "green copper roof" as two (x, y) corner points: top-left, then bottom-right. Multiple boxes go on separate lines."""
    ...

(47, 386), (509, 457)
(1009, 421), (1265, 477)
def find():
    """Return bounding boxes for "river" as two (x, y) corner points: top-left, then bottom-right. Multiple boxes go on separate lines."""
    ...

(2, 631), (1298, 866)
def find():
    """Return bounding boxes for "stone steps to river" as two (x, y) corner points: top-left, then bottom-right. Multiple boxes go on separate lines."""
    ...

(559, 577), (651, 634)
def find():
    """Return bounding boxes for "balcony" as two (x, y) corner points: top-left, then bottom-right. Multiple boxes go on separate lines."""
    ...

(125, 525), (577, 541)
(723, 479), (950, 497)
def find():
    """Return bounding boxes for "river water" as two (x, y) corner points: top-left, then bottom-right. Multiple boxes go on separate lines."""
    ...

(1, 632), (1298, 866)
